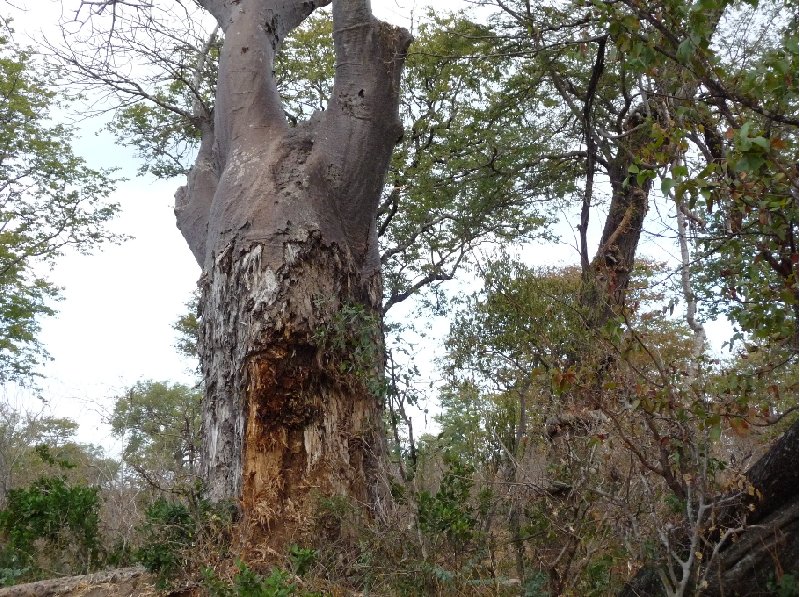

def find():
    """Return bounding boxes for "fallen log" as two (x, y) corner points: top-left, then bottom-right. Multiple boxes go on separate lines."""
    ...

(0, 567), (154, 597)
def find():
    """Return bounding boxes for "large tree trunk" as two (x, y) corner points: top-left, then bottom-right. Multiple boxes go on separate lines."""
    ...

(173, 0), (411, 551)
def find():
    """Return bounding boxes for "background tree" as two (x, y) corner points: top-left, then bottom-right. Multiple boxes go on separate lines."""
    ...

(111, 381), (202, 495)
(0, 16), (118, 384)
(0, 403), (119, 585)
(0, 403), (117, 505)
(0, 475), (103, 584)
(436, 259), (690, 593)
(468, 0), (797, 342)
(437, 3), (798, 589)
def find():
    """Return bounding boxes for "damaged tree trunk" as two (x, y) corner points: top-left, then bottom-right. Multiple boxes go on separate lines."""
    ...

(173, 0), (411, 550)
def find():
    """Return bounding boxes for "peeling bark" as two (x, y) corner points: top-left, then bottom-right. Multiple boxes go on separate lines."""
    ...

(173, 0), (411, 551)
(200, 235), (386, 518)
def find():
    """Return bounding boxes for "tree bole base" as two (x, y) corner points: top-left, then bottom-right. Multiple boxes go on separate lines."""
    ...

(199, 234), (387, 554)
(241, 352), (386, 552)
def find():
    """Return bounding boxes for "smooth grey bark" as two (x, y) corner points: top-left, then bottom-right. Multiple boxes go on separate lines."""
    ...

(173, 0), (411, 547)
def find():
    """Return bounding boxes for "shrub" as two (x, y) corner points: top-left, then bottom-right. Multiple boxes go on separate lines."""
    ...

(134, 496), (235, 589)
(418, 454), (477, 548)
(0, 475), (101, 584)
(135, 498), (196, 586)
(204, 560), (297, 596)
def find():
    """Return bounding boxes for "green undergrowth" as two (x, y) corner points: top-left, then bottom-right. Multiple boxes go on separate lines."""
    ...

(0, 474), (102, 586)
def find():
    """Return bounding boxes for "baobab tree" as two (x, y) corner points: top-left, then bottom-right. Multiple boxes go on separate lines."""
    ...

(181, 0), (410, 546)
(54, 1), (566, 552)
(69, 0), (411, 549)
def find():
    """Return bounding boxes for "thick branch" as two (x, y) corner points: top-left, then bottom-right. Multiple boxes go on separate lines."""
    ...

(580, 35), (607, 276)
(196, 0), (233, 27)
(310, 3), (412, 266)
(213, 0), (286, 163)
(175, 120), (218, 264)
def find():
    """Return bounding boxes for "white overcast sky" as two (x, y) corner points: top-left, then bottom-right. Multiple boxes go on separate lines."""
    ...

(4, 0), (731, 454)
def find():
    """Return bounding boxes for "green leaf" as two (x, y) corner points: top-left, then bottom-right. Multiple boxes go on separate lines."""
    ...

(0, 20), (119, 383)
(734, 153), (765, 173)
(751, 136), (770, 150)
(672, 164), (689, 179)
(636, 170), (654, 187)
(739, 121), (753, 139)
(677, 38), (694, 63)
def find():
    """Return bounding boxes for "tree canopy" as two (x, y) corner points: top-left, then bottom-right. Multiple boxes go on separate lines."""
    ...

(111, 381), (202, 493)
(0, 16), (118, 383)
